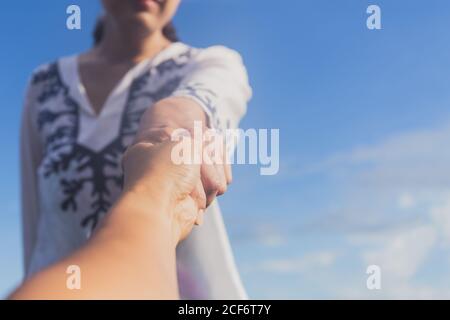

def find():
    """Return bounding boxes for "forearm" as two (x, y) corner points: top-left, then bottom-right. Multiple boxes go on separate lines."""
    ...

(137, 97), (208, 139)
(10, 191), (178, 300)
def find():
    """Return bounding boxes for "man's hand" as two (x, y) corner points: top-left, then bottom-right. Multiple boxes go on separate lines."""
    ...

(122, 139), (205, 243)
(11, 139), (205, 300)
(134, 97), (232, 211)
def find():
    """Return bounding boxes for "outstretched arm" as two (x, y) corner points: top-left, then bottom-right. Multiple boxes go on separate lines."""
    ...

(9, 140), (203, 300)
(137, 47), (252, 207)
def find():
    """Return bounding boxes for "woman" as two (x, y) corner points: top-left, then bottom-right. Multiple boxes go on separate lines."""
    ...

(20, 0), (252, 299)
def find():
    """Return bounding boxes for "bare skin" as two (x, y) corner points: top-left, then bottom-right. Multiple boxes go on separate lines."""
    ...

(10, 139), (203, 300)
(78, 25), (171, 115)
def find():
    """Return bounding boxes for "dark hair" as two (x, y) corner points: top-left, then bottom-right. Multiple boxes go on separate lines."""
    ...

(93, 18), (179, 46)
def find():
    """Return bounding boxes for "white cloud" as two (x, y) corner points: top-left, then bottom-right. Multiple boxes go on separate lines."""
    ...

(254, 224), (286, 248)
(227, 222), (287, 247)
(362, 225), (437, 280)
(304, 123), (450, 298)
(259, 234), (285, 248)
(300, 124), (450, 189)
(397, 192), (416, 210)
(238, 122), (450, 298)
(261, 251), (338, 274)
(430, 199), (450, 245)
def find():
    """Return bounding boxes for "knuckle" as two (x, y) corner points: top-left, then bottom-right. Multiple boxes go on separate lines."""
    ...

(217, 182), (227, 195)
(198, 194), (207, 209)
(208, 179), (222, 193)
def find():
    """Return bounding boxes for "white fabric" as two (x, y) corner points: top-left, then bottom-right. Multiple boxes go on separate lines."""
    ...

(20, 42), (252, 299)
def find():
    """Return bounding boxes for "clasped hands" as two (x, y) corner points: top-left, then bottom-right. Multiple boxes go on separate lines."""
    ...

(123, 97), (232, 244)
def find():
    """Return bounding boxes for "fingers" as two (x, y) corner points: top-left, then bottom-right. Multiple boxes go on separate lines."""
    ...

(224, 153), (233, 185)
(190, 180), (207, 212)
(174, 196), (199, 242)
(200, 163), (220, 207)
(199, 136), (234, 206)
(224, 165), (232, 185)
(200, 163), (227, 206)
(214, 163), (227, 196)
(132, 126), (173, 145)
(195, 209), (205, 226)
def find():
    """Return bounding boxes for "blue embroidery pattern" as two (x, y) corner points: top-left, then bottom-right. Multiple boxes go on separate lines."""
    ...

(32, 50), (201, 232)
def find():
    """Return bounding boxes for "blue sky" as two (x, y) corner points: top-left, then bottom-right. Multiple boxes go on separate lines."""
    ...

(1, 0), (450, 298)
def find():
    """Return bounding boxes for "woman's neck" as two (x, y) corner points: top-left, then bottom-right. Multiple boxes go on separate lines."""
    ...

(95, 18), (172, 64)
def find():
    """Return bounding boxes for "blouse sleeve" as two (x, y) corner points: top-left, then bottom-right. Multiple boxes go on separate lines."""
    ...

(171, 46), (252, 131)
(20, 76), (42, 275)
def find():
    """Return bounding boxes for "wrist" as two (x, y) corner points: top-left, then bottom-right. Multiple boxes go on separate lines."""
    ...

(125, 178), (173, 211)
(107, 175), (187, 246)
(153, 97), (209, 130)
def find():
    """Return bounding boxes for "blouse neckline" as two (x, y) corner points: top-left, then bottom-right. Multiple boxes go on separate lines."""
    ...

(58, 41), (187, 119)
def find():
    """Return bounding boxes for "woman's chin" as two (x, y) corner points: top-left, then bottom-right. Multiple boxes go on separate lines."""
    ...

(121, 13), (159, 33)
